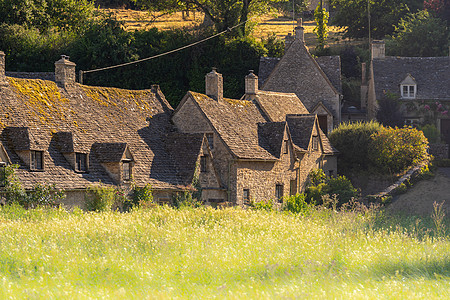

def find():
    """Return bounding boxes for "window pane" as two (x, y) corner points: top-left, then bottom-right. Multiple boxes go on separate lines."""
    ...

(275, 184), (283, 202)
(243, 189), (250, 203)
(403, 86), (408, 95)
(200, 156), (207, 172)
(76, 153), (87, 171)
(409, 85), (415, 97)
(123, 162), (131, 181)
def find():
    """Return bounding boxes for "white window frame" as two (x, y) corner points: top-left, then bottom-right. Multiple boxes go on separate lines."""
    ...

(401, 84), (416, 99)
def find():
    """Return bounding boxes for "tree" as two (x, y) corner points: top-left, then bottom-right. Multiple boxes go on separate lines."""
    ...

(376, 92), (404, 128)
(386, 10), (449, 57)
(133, 0), (287, 35)
(313, 0), (329, 53)
(329, 0), (423, 39)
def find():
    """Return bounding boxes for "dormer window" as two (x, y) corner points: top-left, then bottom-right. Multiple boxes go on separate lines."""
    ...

(312, 136), (319, 151)
(401, 85), (416, 99)
(76, 153), (88, 172)
(400, 74), (417, 99)
(31, 150), (44, 170)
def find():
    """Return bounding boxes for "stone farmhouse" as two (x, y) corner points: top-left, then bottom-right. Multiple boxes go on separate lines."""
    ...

(362, 41), (450, 157)
(258, 19), (342, 135)
(0, 51), (337, 208)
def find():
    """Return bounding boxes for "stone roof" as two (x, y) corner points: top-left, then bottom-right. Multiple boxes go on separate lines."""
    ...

(92, 143), (128, 163)
(6, 72), (55, 81)
(257, 122), (286, 159)
(372, 56), (450, 100)
(253, 90), (309, 122)
(0, 77), (189, 190)
(165, 132), (204, 185)
(258, 53), (342, 94)
(189, 92), (276, 161)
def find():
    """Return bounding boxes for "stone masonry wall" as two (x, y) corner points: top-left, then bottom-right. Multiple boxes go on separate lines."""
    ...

(429, 143), (449, 160)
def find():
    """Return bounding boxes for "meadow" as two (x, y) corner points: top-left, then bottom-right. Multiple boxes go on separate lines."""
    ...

(0, 204), (449, 299)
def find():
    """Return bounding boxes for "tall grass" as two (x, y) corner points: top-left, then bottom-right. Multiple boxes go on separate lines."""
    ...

(0, 204), (448, 298)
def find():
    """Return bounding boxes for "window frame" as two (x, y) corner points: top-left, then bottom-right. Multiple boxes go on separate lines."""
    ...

(206, 133), (214, 150)
(30, 150), (44, 170)
(75, 152), (88, 172)
(401, 84), (416, 99)
(312, 135), (319, 151)
(200, 155), (208, 173)
(243, 189), (250, 203)
(122, 160), (132, 181)
(284, 140), (289, 154)
(275, 184), (284, 202)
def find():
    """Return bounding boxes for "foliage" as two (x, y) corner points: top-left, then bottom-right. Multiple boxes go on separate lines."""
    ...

(0, 0), (96, 32)
(432, 201), (446, 237)
(85, 183), (116, 212)
(329, 121), (383, 172)
(26, 183), (65, 208)
(424, 0), (450, 22)
(261, 32), (285, 57)
(313, 1), (329, 53)
(329, 0), (420, 39)
(308, 168), (327, 186)
(0, 164), (26, 205)
(132, 183), (153, 206)
(376, 92), (404, 128)
(419, 123), (440, 144)
(173, 190), (203, 208)
(386, 10), (449, 57)
(392, 182), (408, 195)
(249, 198), (275, 210)
(369, 126), (429, 174)
(283, 193), (314, 214)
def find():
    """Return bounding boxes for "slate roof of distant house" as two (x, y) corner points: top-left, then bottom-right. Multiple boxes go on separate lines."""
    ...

(372, 56), (450, 100)
(165, 132), (205, 185)
(252, 90), (309, 122)
(257, 122), (286, 159)
(258, 52), (342, 93)
(189, 92), (276, 160)
(6, 72), (55, 81)
(0, 77), (189, 190)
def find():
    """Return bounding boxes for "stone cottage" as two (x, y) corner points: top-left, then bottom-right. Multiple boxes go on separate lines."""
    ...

(258, 19), (342, 135)
(362, 41), (450, 156)
(172, 68), (337, 205)
(0, 51), (337, 208)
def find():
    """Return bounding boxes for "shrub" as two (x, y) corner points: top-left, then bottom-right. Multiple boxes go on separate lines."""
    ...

(419, 124), (440, 144)
(329, 121), (383, 172)
(173, 191), (202, 209)
(85, 183), (116, 212)
(123, 183), (154, 211)
(369, 126), (429, 174)
(323, 175), (359, 205)
(284, 193), (314, 214)
(26, 183), (65, 208)
(249, 199), (275, 211)
(0, 164), (26, 205)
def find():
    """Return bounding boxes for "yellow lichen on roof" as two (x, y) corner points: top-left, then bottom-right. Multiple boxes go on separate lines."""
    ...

(81, 85), (153, 111)
(7, 77), (70, 127)
(224, 98), (252, 107)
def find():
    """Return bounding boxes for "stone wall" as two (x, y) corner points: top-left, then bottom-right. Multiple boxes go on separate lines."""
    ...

(429, 143), (449, 160)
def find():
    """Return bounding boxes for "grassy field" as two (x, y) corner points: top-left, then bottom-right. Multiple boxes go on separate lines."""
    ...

(0, 204), (449, 298)
(102, 9), (350, 49)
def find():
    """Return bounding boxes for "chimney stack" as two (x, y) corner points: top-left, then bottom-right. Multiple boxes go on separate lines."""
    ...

(55, 55), (76, 87)
(371, 40), (385, 59)
(295, 18), (304, 42)
(245, 70), (258, 95)
(361, 62), (367, 85)
(205, 68), (223, 102)
(0, 51), (7, 86)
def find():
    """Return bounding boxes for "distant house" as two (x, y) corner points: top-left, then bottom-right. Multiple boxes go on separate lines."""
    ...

(172, 68), (337, 205)
(362, 41), (450, 155)
(258, 19), (342, 135)
(0, 51), (337, 208)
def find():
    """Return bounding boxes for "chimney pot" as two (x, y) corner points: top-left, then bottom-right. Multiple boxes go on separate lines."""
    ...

(205, 68), (223, 102)
(295, 18), (304, 42)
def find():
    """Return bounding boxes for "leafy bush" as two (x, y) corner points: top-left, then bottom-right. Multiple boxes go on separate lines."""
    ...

(26, 183), (65, 208)
(329, 121), (383, 172)
(249, 199), (275, 211)
(369, 126), (429, 174)
(0, 164), (26, 204)
(284, 193), (314, 214)
(85, 183), (116, 212)
(323, 175), (359, 205)
(419, 123), (440, 144)
(173, 191), (202, 208)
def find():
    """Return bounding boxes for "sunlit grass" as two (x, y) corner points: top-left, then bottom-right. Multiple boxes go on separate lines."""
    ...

(0, 204), (448, 298)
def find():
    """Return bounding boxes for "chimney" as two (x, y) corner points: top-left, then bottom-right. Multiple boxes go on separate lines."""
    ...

(0, 51), (7, 86)
(55, 55), (76, 87)
(245, 70), (258, 95)
(285, 33), (294, 50)
(371, 40), (385, 59)
(361, 62), (367, 85)
(295, 18), (304, 42)
(205, 68), (223, 102)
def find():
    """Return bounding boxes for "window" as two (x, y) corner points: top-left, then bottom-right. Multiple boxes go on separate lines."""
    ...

(76, 153), (88, 172)
(275, 184), (283, 202)
(404, 119), (419, 127)
(284, 140), (289, 154)
(206, 133), (214, 150)
(123, 161), (132, 181)
(290, 180), (296, 196)
(401, 85), (416, 99)
(30, 151), (44, 170)
(243, 189), (250, 204)
(200, 155), (207, 172)
(312, 136), (319, 151)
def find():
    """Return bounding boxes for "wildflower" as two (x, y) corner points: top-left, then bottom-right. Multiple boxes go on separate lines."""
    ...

(437, 104), (443, 110)
(424, 105), (430, 110)
(442, 111), (448, 115)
